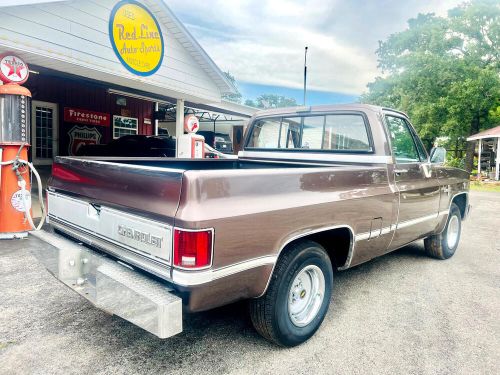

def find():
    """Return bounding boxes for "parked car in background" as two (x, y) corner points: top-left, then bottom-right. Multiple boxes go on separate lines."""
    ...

(77, 135), (176, 157)
(198, 131), (233, 154)
(76, 135), (234, 159)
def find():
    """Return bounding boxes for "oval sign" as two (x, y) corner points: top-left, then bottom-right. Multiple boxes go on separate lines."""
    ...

(109, 0), (164, 76)
(184, 115), (200, 133)
(0, 54), (29, 84)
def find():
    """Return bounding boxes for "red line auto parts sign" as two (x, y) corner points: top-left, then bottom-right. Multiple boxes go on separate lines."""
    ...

(109, 0), (164, 76)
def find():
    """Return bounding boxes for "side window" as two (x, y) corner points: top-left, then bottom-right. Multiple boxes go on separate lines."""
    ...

(407, 121), (428, 161)
(386, 116), (420, 163)
(247, 118), (281, 148)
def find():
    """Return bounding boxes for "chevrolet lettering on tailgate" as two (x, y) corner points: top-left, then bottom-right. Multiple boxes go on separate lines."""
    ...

(117, 224), (162, 248)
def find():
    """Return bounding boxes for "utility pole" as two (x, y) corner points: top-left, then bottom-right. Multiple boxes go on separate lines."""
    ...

(303, 46), (308, 106)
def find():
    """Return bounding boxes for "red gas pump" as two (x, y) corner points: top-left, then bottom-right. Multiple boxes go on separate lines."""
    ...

(0, 54), (45, 239)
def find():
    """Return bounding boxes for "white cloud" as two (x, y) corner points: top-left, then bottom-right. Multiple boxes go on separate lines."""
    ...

(166, 0), (463, 95)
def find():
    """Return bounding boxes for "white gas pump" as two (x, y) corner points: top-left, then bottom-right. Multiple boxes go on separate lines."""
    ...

(178, 114), (205, 158)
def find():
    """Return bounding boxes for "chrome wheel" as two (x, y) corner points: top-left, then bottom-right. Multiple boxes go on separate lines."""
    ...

(288, 265), (325, 327)
(447, 215), (460, 249)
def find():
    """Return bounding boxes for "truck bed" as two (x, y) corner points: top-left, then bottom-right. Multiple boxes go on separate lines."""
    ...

(47, 155), (391, 284)
(48, 155), (371, 223)
(81, 156), (326, 169)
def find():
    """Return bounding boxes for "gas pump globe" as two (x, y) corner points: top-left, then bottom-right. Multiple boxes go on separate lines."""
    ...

(0, 54), (45, 239)
(178, 114), (205, 158)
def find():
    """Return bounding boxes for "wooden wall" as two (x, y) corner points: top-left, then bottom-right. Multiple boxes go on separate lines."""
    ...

(26, 71), (153, 156)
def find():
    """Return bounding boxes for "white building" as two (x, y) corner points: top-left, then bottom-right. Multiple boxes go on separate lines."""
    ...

(0, 0), (255, 163)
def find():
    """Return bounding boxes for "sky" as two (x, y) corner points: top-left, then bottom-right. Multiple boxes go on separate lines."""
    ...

(167, 0), (464, 105)
(4, 0), (464, 105)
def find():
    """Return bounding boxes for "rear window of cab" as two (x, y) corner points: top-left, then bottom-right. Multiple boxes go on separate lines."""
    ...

(246, 113), (372, 152)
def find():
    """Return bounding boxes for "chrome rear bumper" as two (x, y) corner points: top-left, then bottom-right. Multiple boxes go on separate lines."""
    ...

(31, 229), (183, 339)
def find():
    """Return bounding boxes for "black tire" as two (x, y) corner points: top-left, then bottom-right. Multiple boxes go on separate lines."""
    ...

(424, 202), (462, 260)
(249, 240), (333, 347)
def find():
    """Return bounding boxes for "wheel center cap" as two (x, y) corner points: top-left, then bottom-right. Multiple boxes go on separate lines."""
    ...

(300, 290), (306, 299)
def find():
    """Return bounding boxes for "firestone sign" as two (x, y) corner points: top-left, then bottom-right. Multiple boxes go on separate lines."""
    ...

(64, 107), (110, 127)
(109, 0), (164, 76)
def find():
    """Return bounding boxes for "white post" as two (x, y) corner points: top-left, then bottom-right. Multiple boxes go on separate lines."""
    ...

(154, 102), (159, 136)
(477, 139), (482, 179)
(496, 137), (500, 181)
(175, 99), (185, 158)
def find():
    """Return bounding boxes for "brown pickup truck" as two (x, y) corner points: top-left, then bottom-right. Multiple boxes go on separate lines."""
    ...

(35, 104), (470, 347)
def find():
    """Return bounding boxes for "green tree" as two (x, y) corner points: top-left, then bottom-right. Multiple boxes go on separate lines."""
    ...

(245, 94), (297, 109)
(244, 99), (257, 107)
(361, 0), (500, 171)
(222, 71), (242, 104)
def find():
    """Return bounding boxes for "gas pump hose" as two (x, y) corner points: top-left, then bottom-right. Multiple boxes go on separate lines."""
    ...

(0, 143), (47, 231)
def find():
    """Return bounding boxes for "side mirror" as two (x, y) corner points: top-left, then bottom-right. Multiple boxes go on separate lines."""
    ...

(430, 147), (446, 164)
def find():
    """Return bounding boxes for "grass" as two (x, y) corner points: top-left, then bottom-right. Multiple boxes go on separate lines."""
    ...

(470, 181), (500, 193)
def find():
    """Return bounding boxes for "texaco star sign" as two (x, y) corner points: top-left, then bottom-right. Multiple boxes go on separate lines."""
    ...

(0, 54), (29, 84)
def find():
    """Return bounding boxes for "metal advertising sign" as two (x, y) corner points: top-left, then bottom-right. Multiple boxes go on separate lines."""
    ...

(184, 115), (200, 133)
(64, 107), (110, 127)
(109, 0), (164, 76)
(0, 54), (29, 84)
(68, 125), (102, 156)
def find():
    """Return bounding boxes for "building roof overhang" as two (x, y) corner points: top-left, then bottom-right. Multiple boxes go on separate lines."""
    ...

(0, 0), (237, 102)
(467, 125), (500, 141)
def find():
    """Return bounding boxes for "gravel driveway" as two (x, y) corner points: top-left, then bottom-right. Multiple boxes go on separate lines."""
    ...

(1, 191), (499, 375)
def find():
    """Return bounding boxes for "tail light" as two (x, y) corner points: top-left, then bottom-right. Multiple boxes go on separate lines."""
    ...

(173, 228), (213, 269)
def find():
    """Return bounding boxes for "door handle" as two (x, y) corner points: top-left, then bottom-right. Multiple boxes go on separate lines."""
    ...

(394, 168), (408, 176)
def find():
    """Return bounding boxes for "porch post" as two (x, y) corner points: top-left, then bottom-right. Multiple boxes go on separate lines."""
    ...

(154, 102), (159, 136)
(496, 137), (500, 181)
(175, 99), (185, 158)
(477, 139), (482, 179)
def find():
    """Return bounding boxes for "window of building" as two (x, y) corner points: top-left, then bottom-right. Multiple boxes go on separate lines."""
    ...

(113, 115), (138, 138)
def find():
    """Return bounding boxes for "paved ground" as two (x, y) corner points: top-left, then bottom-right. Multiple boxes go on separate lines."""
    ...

(1, 191), (499, 375)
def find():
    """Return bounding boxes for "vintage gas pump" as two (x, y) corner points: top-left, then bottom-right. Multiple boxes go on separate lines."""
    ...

(0, 53), (45, 239)
(177, 114), (205, 158)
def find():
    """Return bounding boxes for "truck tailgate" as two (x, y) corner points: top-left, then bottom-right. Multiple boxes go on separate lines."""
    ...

(47, 157), (184, 278)
(48, 191), (173, 265)
(49, 157), (184, 221)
